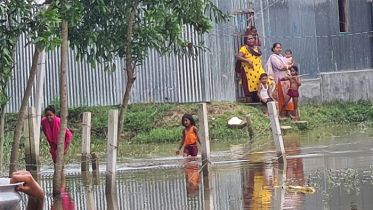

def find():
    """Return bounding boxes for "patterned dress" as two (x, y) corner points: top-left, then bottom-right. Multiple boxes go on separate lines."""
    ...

(239, 46), (270, 93)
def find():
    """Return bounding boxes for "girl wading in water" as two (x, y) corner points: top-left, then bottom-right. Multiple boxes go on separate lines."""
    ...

(176, 114), (201, 157)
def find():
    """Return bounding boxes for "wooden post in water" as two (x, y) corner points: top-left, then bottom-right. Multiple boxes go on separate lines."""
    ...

(267, 102), (286, 164)
(273, 162), (287, 208)
(106, 110), (118, 195)
(203, 170), (214, 210)
(81, 112), (91, 172)
(24, 107), (40, 182)
(91, 152), (100, 185)
(198, 103), (211, 174)
(106, 193), (119, 210)
(245, 114), (254, 140)
(82, 171), (96, 210)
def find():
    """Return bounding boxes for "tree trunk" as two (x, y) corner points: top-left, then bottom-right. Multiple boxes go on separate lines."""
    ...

(117, 1), (139, 141)
(0, 102), (7, 172)
(9, 47), (40, 176)
(2, 3), (17, 173)
(53, 19), (68, 208)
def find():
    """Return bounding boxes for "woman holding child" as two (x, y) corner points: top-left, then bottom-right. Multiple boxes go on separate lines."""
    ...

(265, 43), (294, 118)
(236, 35), (270, 102)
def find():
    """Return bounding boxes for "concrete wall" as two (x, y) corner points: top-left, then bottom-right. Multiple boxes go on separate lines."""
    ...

(299, 78), (321, 103)
(299, 69), (373, 103)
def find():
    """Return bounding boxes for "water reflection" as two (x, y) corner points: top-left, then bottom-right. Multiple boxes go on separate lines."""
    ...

(82, 172), (95, 210)
(51, 173), (76, 210)
(242, 164), (273, 210)
(185, 161), (200, 197)
(283, 135), (305, 210)
(106, 194), (119, 210)
(16, 126), (373, 210)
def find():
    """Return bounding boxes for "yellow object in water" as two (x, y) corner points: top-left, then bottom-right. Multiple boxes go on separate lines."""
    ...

(286, 186), (316, 194)
(263, 185), (316, 194)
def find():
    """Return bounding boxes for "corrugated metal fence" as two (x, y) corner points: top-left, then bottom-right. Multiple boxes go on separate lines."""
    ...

(8, 0), (372, 112)
(7, 0), (251, 113)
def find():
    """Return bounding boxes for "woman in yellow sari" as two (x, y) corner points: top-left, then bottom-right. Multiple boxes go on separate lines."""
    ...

(236, 35), (270, 102)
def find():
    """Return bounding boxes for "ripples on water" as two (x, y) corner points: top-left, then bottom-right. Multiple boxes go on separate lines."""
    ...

(17, 125), (373, 210)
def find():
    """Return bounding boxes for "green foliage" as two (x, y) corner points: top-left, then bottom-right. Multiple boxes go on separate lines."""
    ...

(301, 100), (373, 129)
(132, 127), (184, 144)
(3, 100), (373, 164)
(28, 7), (63, 51)
(0, 0), (34, 107)
(125, 103), (176, 132)
(68, 0), (230, 69)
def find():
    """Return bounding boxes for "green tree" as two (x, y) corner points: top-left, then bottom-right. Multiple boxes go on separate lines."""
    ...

(52, 0), (82, 204)
(9, 4), (62, 175)
(0, 0), (33, 172)
(68, 0), (229, 142)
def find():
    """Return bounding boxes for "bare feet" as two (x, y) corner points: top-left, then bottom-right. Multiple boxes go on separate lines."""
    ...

(287, 112), (295, 119)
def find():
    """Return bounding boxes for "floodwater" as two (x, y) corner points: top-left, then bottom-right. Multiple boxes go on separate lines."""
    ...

(19, 124), (373, 210)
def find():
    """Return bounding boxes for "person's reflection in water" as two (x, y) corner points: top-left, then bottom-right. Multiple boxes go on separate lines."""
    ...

(283, 136), (305, 210)
(242, 153), (274, 210)
(51, 174), (76, 210)
(185, 159), (201, 197)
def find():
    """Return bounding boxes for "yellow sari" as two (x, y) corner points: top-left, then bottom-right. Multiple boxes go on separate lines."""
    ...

(239, 46), (271, 92)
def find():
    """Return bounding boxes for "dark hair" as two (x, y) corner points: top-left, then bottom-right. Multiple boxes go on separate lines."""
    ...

(271, 43), (282, 52)
(250, 26), (257, 31)
(182, 114), (196, 126)
(285, 49), (292, 54)
(260, 73), (268, 79)
(45, 105), (56, 114)
(291, 65), (298, 73)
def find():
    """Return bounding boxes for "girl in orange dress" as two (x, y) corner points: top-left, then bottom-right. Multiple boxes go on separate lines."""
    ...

(176, 114), (201, 157)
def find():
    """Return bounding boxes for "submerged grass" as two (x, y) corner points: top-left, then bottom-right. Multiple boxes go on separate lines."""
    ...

(2, 100), (373, 165)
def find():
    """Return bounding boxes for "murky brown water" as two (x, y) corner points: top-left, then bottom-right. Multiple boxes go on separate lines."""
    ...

(19, 124), (373, 210)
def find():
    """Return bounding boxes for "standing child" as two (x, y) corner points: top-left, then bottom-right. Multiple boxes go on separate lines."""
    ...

(257, 73), (276, 118)
(41, 105), (73, 163)
(176, 114), (201, 157)
(247, 26), (262, 46)
(280, 66), (301, 122)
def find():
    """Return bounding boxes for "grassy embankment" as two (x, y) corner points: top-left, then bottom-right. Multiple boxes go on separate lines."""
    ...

(2, 100), (373, 166)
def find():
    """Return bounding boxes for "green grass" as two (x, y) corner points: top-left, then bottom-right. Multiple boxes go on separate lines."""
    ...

(2, 100), (373, 167)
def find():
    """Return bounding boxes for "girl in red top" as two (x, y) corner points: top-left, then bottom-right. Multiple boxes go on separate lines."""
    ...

(176, 114), (201, 157)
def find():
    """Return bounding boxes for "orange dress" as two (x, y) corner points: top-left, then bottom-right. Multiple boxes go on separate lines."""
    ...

(184, 126), (197, 146)
(183, 126), (198, 156)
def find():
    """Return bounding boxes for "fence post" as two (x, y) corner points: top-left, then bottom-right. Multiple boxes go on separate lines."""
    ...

(24, 107), (40, 182)
(82, 171), (96, 210)
(245, 114), (254, 140)
(91, 152), (100, 185)
(106, 110), (118, 195)
(267, 102), (286, 164)
(198, 103), (211, 174)
(203, 170), (214, 210)
(81, 112), (91, 172)
(34, 51), (46, 144)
